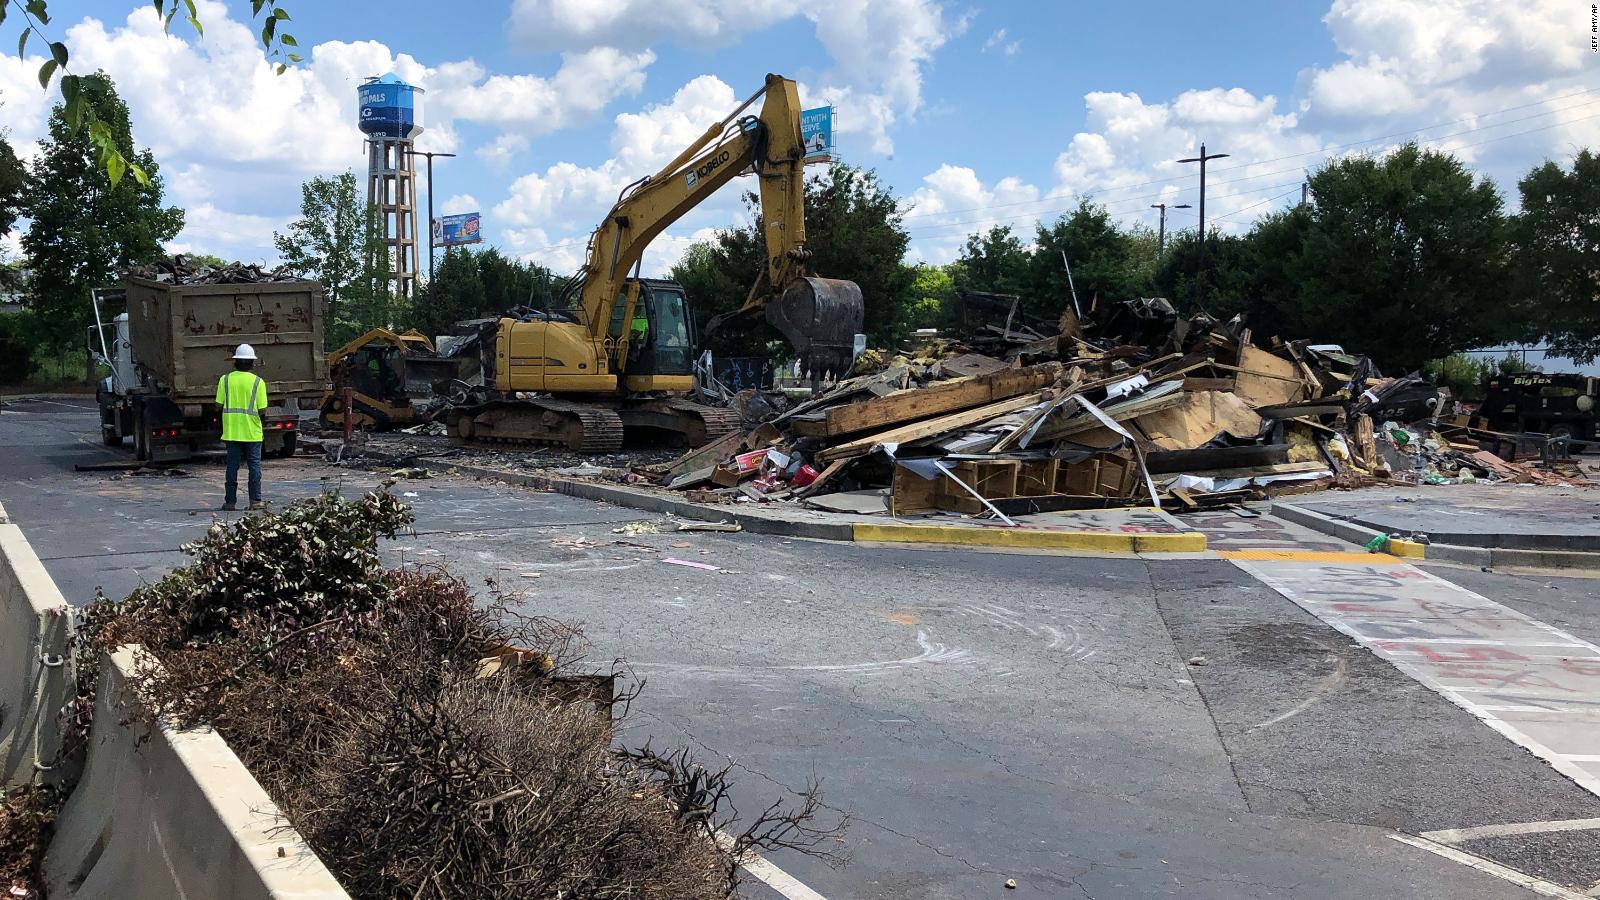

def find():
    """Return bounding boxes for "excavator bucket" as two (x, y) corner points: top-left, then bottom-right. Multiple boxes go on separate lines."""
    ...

(767, 277), (864, 377)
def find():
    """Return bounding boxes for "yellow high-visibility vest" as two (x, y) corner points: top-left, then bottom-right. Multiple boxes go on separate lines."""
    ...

(216, 370), (267, 442)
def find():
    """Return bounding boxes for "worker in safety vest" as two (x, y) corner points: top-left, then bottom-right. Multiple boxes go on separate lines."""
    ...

(216, 343), (269, 511)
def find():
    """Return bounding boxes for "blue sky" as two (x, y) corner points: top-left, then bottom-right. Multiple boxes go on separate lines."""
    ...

(0, 0), (1593, 279)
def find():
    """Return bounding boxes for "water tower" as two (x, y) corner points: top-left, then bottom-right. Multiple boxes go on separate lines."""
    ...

(358, 73), (423, 299)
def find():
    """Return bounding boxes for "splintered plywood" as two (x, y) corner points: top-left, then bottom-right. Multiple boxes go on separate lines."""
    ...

(1234, 345), (1308, 408)
(1134, 390), (1263, 451)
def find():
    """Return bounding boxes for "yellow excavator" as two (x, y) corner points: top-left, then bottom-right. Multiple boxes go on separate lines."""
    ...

(446, 73), (864, 452)
(320, 328), (459, 430)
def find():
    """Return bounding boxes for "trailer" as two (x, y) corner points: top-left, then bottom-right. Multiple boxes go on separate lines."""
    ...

(92, 277), (326, 462)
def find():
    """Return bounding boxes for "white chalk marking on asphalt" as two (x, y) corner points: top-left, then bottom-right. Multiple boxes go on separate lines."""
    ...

(1247, 644), (1348, 732)
(1389, 834), (1591, 899)
(715, 831), (828, 900)
(1422, 817), (1600, 845)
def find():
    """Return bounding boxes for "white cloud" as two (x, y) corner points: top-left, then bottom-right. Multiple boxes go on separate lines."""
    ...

(507, 0), (792, 50)
(440, 47), (654, 133)
(982, 27), (1020, 57)
(494, 76), (753, 275)
(900, 0), (1600, 264)
(441, 194), (479, 215)
(476, 134), (530, 172)
(0, 1), (663, 262)
(507, 0), (962, 155)
(903, 164), (1044, 264)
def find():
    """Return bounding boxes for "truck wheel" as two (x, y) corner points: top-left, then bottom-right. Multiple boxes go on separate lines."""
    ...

(100, 407), (123, 445)
(133, 407), (150, 461)
(278, 434), (298, 458)
(1550, 424), (1587, 454)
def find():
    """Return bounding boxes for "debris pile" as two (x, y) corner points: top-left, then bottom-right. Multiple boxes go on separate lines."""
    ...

(126, 254), (312, 285)
(70, 491), (841, 899)
(657, 298), (1583, 517)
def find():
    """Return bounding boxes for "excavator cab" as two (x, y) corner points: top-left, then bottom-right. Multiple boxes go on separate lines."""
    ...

(605, 278), (696, 392)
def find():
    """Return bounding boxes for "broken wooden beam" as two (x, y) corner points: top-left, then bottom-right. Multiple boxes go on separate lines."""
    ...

(794, 363), (1060, 439)
(819, 392), (1047, 462)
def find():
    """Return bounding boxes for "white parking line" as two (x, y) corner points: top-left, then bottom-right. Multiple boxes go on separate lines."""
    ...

(1421, 817), (1600, 845)
(1390, 834), (1591, 899)
(716, 831), (828, 900)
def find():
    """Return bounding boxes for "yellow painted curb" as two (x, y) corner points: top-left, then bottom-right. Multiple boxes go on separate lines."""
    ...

(851, 523), (1207, 553)
(1387, 538), (1426, 559)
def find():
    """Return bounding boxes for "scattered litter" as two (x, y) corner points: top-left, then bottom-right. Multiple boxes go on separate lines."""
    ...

(519, 572), (541, 578)
(663, 558), (722, 572)
(552, 537), (600, 549)
(676, 522), (742, 533)
(1187, 656), (1208, 667)
(612, 520), (674, 536)
(402, 491), (419, 498)
(1005, 879), (1018, 890)
(388, 468), (431, 479)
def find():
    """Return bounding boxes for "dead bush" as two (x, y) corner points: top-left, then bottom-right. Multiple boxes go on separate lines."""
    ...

(72, 490), (844, 899)
(0, 784), (61, 900)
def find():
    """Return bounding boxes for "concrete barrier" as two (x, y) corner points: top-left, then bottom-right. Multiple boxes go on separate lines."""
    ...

(44, 647), (350, 900)
(0, 520), (76, 787)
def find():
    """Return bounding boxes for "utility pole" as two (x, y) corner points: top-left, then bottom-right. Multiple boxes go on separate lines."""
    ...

(1177, 143), (1229, 306)
(1150, 202), (1191, 257)
(413, 150), (457, 290)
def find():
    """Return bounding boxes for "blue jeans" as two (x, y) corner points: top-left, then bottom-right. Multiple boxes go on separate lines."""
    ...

(225, 441), (263, 506)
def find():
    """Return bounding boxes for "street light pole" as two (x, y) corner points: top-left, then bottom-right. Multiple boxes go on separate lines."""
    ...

(1150, 202), (1191, 257)
(413, 150), (457, 291)
(1176, 143), (1228, 306)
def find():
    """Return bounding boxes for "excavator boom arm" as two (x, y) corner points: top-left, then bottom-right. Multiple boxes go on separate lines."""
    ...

(577, 74), (808, 332)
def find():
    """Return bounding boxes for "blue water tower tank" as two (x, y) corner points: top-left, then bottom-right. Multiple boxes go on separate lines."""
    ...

(358, 73), (423, 140)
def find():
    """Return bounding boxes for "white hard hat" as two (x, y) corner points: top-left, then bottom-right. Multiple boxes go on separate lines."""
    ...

(232, 343), (258, 360)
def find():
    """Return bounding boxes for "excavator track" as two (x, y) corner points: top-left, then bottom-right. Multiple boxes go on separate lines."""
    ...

(665, 400), (742, 447)
(450, 399), (625, 453)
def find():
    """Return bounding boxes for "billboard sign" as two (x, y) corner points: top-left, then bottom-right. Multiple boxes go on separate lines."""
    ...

(432, 212), (482, 246)
(801, 106), (834, 162)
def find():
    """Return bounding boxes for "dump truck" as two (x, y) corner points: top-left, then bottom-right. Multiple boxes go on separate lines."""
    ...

(92, 276), (326, 462)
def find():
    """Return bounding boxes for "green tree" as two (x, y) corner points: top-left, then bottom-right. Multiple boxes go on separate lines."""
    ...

(22, 71), (182, 353)
(416, 247), (487, 339)
(672, 162), (915, 356)
(275, 171), (365, 339)
(412, 246), (559, 339)
(1423, 352), (1497, 401)
(0, 135), (26, 238)
(951, 225), (1029, 296)
(1275, 143), (1514, 371)
(1024, 200), (1149, 319)
(1152, 228), (1260, 321)
(670, 235), (766, 358)
(1513, 150), (1600, 360)
(898, 263), (956, 334)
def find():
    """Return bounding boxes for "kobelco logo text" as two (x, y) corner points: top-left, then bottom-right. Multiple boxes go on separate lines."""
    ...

(685, 150), (731, 189)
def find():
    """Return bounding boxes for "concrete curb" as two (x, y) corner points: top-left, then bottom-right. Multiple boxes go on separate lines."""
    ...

(383, 455), (1209, 553)
(45, 648), (350, 900)
(1273, 501), (1600, 571)
(1, 522), (76, 787)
